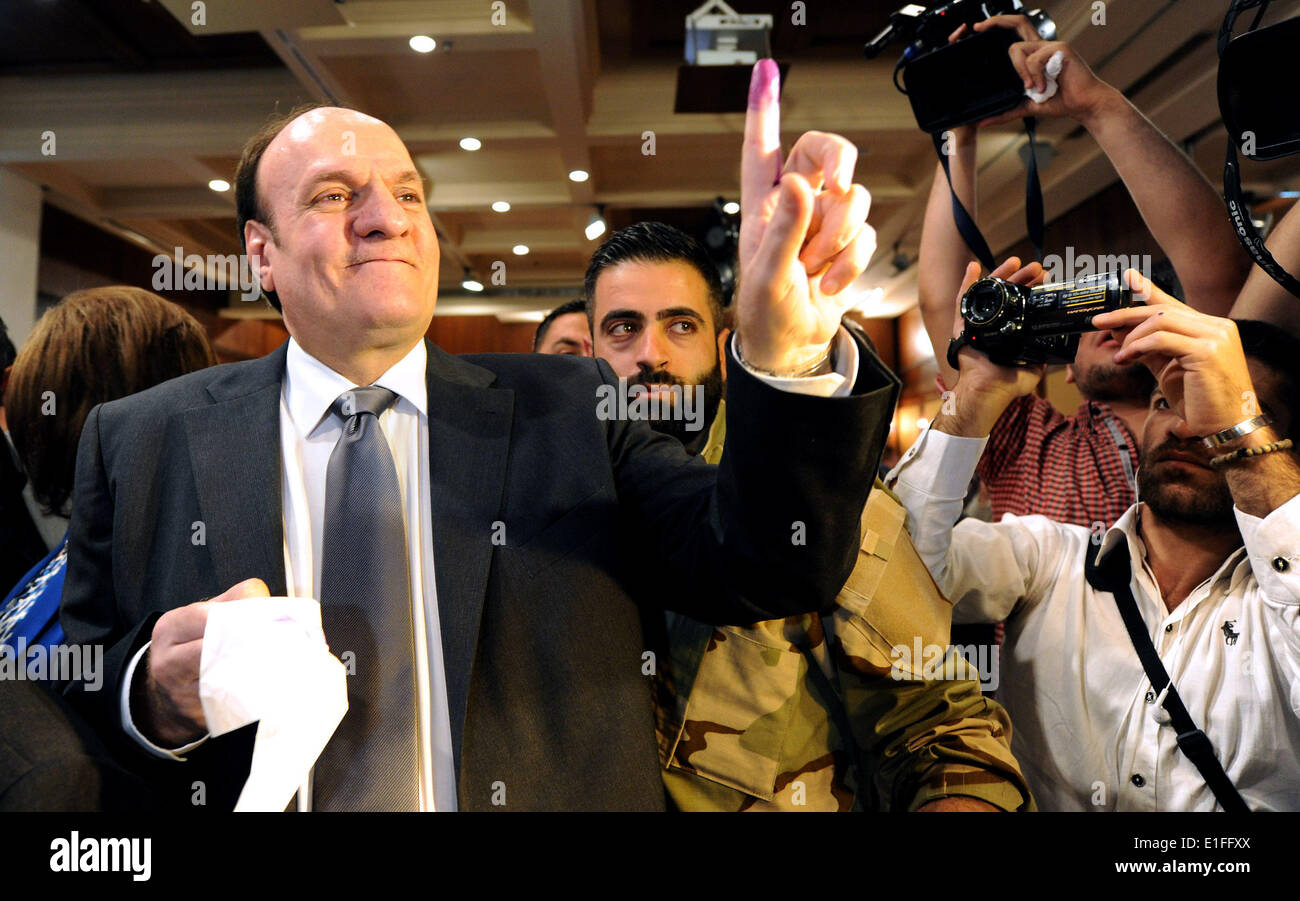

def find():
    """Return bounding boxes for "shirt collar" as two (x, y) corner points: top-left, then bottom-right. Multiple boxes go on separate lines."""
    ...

(1079, 399), (1140, 443)
(1095, 503), (1141, 566)
(284, 337), (428, 439)
(1078, 399), (1114, 424)
(1095, 503), (1247, 592)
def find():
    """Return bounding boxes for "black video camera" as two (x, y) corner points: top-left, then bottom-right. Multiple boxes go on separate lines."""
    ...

(867, 1), (1056, 134)
(947, 271), (1138, 369)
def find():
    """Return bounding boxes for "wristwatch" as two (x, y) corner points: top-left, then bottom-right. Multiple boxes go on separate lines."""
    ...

(1201, 414), (1272, 449)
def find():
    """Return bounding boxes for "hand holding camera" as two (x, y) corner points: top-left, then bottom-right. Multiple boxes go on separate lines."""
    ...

(937, 258), (1050, 439)
(949, 267), (1139, 369)
(967, 15), (1117, 127)
(1095, 272), (1258, 440)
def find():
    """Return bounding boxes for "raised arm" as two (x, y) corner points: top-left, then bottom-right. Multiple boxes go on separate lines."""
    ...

(606, 60), (900, 625)
(1230, 201), (1300, 335)
(888, 263), (1055, 619)
(918, 161), (1044, 389)
(919, 126), (979, 389)
(975, 15), (1252, 315)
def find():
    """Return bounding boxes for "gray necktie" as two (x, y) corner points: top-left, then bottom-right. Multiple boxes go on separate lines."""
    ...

(312, 386), (420, 811)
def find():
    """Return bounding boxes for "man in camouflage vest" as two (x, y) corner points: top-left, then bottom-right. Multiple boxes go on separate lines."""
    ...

(585, 221), (1033, 811)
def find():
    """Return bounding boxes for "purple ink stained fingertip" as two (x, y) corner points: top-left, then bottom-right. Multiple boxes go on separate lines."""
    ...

(748, 59), (782, 185)
(748, 58), (779, 111)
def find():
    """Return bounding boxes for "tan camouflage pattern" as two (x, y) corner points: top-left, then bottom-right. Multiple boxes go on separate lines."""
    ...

(653, 399), (1033, 811)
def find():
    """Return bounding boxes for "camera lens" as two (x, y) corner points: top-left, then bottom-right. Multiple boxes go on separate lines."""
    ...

(963, 280), (1006, 326)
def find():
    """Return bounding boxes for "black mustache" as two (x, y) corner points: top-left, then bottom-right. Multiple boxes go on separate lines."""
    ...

(626, 371), (685, 390)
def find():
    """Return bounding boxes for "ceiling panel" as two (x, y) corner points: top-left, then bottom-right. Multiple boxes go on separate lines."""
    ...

(13, 0), (1300, 319)
(328, 50), (553, 128)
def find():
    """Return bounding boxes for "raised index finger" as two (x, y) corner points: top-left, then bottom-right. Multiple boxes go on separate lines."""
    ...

(741, 58), (782, 218)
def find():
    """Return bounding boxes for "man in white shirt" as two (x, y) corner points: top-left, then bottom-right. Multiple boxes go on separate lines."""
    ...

(888, 264), (1300, 811)
(60, 64), (901, 811)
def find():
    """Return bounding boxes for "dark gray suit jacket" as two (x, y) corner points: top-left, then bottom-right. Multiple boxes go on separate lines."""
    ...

(60, 336), (898, 810)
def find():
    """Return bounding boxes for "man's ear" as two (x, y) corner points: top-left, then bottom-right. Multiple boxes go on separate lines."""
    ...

(1065, 363), (1076, 384)
(717, 328), (730, 383)
(244, 221), (276, 294)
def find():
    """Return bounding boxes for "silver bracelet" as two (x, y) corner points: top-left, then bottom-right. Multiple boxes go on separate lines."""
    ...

(733, 335), (835, 378)
(1200, 414), (1272, 449)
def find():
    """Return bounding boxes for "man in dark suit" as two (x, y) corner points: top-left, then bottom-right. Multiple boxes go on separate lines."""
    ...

(60, 63), (896, 811)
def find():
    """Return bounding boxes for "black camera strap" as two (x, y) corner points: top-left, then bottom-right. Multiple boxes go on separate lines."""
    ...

(1222, 144), (1300, 299)
(1218, 0), (1273, 56)
(932, 117), (1046, 272)
(1023, 117), (1046, 265)
(1083, 541), (1251, 813)
(933, 129), (993, 270)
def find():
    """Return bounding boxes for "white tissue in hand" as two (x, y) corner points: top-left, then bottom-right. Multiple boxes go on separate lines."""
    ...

(199, 596), (348, 811)
(1025, 50), (1065, 104)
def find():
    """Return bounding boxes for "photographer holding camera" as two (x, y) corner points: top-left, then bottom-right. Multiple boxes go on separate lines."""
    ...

(887, 266), (1300, 811)
(917, 13), (1253, 528)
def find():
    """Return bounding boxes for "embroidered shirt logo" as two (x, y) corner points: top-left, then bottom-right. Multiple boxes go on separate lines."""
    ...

(1221, 620), (1240, 646)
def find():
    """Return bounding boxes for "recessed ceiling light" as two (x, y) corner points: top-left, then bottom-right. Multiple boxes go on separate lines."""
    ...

(409, 35), (436, 53)
(491, 201), (511, 212)
(722, 201), (740, 214)
(208, 178), (230, 192)
(459, 137), (482, 151)
(568, 169), (589, 183)
(512, 244), (530, 255)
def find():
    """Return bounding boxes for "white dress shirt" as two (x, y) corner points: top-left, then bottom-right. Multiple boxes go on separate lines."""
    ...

(278, 339), (454, 810)
(887, 425), (1300, 811)
(119, 328), (861, 809)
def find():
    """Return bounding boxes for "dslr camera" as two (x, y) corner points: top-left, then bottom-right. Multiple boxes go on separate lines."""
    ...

(867, 1), (1056, 134)
(948, 270), (1138, 368)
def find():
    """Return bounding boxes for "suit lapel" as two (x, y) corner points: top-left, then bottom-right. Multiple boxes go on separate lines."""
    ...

(184, 344), (288, 597)
(181, 340), (511, 792)
(423, 341), (513, 784)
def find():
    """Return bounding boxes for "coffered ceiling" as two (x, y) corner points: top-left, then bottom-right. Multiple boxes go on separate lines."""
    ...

(3, 0), (1298, 321)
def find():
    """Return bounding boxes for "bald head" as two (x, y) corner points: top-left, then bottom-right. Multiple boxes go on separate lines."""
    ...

(237, 106), (397, 252)
(236, 105), (441, 382)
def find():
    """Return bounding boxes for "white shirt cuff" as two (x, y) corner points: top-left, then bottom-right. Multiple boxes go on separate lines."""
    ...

(734, 327), (858, 398)
(1236, 492), (1300, 606)
(885, 422), (988, 498)
(120, 641), (209, 761)
(884, 424), (987, 556)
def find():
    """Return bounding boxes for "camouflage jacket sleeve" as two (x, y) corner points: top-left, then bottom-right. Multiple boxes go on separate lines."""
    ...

(655, 486), (1034, 812)
(832, 485), (1033, 811)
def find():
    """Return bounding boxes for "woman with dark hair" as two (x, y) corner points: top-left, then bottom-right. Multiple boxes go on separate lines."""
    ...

(0, 286), (217, 659)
